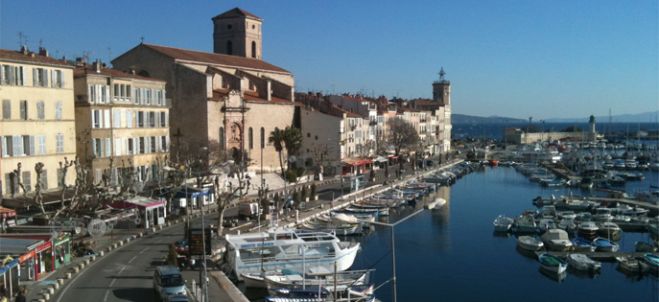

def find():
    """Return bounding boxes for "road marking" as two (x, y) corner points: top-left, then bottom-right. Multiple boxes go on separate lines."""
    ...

(139, 247), (150, 254)
(102, 290), (110, 302)
(128, 255), (138, 264)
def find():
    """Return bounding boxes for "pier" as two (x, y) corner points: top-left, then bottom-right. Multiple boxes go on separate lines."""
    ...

(538, 251), (648, 261)
(564, 196), (659, 212)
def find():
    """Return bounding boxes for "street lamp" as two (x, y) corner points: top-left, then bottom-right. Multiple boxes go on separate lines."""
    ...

(336, 207), (426, 302)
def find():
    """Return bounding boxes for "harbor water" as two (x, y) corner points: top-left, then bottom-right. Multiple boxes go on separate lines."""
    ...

(351, 167), (659, 302)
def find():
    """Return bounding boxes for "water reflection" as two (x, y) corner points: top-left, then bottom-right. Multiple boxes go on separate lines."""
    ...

(538, 267), (567, 283)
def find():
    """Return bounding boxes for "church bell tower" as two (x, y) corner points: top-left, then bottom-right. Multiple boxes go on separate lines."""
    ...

(432, 67), (451, 106)
(212, 7), (263, 59)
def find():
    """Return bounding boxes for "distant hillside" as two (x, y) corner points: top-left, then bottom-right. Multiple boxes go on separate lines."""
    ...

(546, 111), (659, 123)
(452, 114), (525, 124)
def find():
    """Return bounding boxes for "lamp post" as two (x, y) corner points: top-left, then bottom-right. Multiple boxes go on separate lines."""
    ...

(336, 207), (426, 302)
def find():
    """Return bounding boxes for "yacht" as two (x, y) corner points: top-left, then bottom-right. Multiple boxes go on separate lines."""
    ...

(225, 229), (361, 281)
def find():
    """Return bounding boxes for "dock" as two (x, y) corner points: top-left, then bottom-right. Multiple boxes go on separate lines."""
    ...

(564, 196), (659, 212)
(537, 251), (648, 261)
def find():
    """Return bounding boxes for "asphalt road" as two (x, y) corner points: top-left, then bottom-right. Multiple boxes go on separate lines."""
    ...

(53, 224), (185, 302)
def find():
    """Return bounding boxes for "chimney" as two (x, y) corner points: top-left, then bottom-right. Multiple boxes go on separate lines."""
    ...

(94, 59), (102, 73)
(75, 57), (87, 67)
(20, 45), (29, 55)
(38, 47), (48, 57)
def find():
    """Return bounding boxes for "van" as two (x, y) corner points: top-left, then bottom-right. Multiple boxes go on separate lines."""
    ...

(153, 266), (186, 301)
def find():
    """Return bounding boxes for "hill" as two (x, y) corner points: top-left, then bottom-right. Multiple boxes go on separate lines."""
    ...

(546, 111), (659, 123)
(452, 114), (526, 124)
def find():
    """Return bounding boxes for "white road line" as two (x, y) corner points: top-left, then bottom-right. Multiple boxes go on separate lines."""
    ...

(139, 247), (149, 254)
(128, 255), (138, 264)
(102, 290), (110, 302)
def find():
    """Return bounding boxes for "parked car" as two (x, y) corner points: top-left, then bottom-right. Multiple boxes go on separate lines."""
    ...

(153, 266), (186, 301)
(164, 294), (189, 302)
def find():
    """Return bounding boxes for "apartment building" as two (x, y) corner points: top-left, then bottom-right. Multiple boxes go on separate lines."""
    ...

(73, 61), (169, 188)
(0, 47), (77, 200)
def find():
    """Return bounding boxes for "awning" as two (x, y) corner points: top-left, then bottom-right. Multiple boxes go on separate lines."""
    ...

(343, 159), (373, 166)
(374, 156), (388, 163)
(0, 207), (16, 219)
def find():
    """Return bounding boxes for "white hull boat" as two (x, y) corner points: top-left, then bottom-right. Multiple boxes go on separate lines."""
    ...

(567, 253), (601, 272)
(517, 236), (544, 251)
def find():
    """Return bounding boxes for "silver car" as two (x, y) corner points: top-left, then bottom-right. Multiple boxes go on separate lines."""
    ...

(153, 266), (187, 301)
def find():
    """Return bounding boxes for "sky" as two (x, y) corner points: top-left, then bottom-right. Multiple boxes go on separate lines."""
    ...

(1, 0), (657, 120)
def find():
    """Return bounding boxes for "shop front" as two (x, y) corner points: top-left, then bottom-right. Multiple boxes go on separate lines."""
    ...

(0, 257), (19, 297)
(113, 197), (167, 229)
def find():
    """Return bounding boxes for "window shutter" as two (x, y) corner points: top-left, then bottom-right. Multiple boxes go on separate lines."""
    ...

(29, 136), (35, 155)
(32, 68), (37, 86)
(105, 138), (111, 157)
(103, 110), (110, 128)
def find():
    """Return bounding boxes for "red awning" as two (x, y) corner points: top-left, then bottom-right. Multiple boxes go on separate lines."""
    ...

(343, 159), (373, 166)
(0, 207), (16, 219)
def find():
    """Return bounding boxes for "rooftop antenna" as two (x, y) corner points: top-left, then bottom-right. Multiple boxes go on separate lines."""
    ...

(18, 32), (26, 47)
(439, 67), (446, 81)
(140, 36), (145, 44)
(107, 47), (112, 66)
(82, 51), (91, 64)
(38, 39), (43, 49)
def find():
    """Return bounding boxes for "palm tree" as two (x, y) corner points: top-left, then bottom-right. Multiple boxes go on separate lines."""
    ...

(283, 126), (303, 159)
(269, 127), (286, 178)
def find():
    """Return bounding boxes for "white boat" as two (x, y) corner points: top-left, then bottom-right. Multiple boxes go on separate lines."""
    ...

(541, 229), (573, 251)
(493, 215), (514, 232)
(615, 255), (645, 274)
(597, 221), (622, 241)
(577, 221), (599, 239)
(225, 229), (361, 281)
(517, 236), (544, 251)
(264, 269), (371, 291)
(592, 208), (613, 222)
(567, 253), (601, 272)
(425, 198), (447, 210)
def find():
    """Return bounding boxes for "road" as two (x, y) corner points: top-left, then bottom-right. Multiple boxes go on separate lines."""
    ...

(53, 223), (186, 302)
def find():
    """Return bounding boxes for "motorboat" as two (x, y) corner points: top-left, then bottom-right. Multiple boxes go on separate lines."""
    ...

(425, 198), (447, 210)
(615, 255), (646, 274)
(597, 222), (622, 241)
(225, 229), (361, 281)
(571, 237), (595, 252)
(541, 229), (573, 251)
(517, 236), (544, 251)
(635, 241), (657, 253)
(567, 253), (601, 272)
(557, 219), (577, 234)
(592, 237), (619, 252)
(264, 269), (371, 292)
(537, 218), (557, 233)
(513, 213), (538, 234)
(538, 253), (567, 274)
(592, 208), (613, 222)
(577, 221), (599, 240)
(644, 253), (659, 274)
(301, 221), (363, 236)
(265, 285), (376, 302)
(493, 215), (514, 233)
(557, 211), (577, 220)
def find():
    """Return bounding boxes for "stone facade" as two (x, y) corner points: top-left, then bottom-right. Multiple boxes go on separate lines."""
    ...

(0, 47), (77, 199)
(73, 62), (170, 188)
(112, 8), (295, 173)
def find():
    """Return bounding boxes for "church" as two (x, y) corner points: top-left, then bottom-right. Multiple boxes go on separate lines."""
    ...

(112, 8), (296, 172)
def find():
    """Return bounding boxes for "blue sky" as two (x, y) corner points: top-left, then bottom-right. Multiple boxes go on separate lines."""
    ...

(1, 0), (657, 120)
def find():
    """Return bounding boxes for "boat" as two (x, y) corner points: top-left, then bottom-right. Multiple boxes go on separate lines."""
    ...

(615, 255), (646, 274)
(538, 253), (567, 274)
(541, 229), (573, 251)
(301, 221), (363, 236)
(644, 253), (659, 274)
(597, 222), (622, 241)
(513, 213), (538, 234)
(591, 237), (619, 252)
(557, 219), (577, 234)
(571, 237), (595, 252)
(537, 218), (557, 233)
(242, 269), (301, 288)
(425, 198), (447, 210)
(517, 236), (544, 251)
(224, 229), (361, 281)
(265, 285), (376, 302)
(493, 215), (514, 233)
(592, 208), (613, 222)
(577, 221), (599, 240)
(635, 241), (657, 253)
(264, 269), (371, 291)
(557, 211), (577, 220)
(567, 253), (601, 272)
(342, 206), (389, 217)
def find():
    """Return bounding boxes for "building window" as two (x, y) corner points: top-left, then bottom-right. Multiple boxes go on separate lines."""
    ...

(251, 41), (257, 58)
(139, 137), (145, 154)
(22, 171), (31, 192)
(38, 135), (46, 155)
(160, 112), (166, 127)
(57, 168), (64, 188)
(2, 100), (10, 119)
(1, 136), (12, 157)
(137, 111), (144, 128)
(161, 136), (167, 151)
(148, 112), (156, 128)
(40, 169), (48, 190)
(22, 135), (34, 156)
(226, 40), (233, 55)
(55, 101), (62, 120)
(128, 138), (134, 154)
(19, 100), (28, 120)
(150, 136), (156, 153)
(55, 133), (64, 153)
(219, 127), (225, 150)
(0, 65), (24, 86)
(248, 127), (253, 149)
(33, 68), (48, 87)
(227, 24), (232, 30)
(36, 101), (45, 120)
(92, 110), (100, 128)
(52, 70), (63, 88)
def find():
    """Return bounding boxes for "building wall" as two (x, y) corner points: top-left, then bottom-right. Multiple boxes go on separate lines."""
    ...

(242, 102), (296, 172)
(73, 70), (169, 186)
(1, 60), (76, 195)
(300, 108), (342, 174)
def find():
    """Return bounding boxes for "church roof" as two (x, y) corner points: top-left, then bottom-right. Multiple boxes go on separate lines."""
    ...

(140, 43), (289, 74)
(212, 7), (262, 21)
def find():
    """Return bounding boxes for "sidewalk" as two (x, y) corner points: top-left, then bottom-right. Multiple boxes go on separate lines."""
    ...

(25, 227), (143, 302)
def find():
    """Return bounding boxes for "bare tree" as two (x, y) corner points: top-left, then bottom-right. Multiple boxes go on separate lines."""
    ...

(387, 117), (420, 156)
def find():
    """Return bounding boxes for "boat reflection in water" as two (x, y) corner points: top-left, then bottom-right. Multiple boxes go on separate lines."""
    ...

(539, 267), (567, 283)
